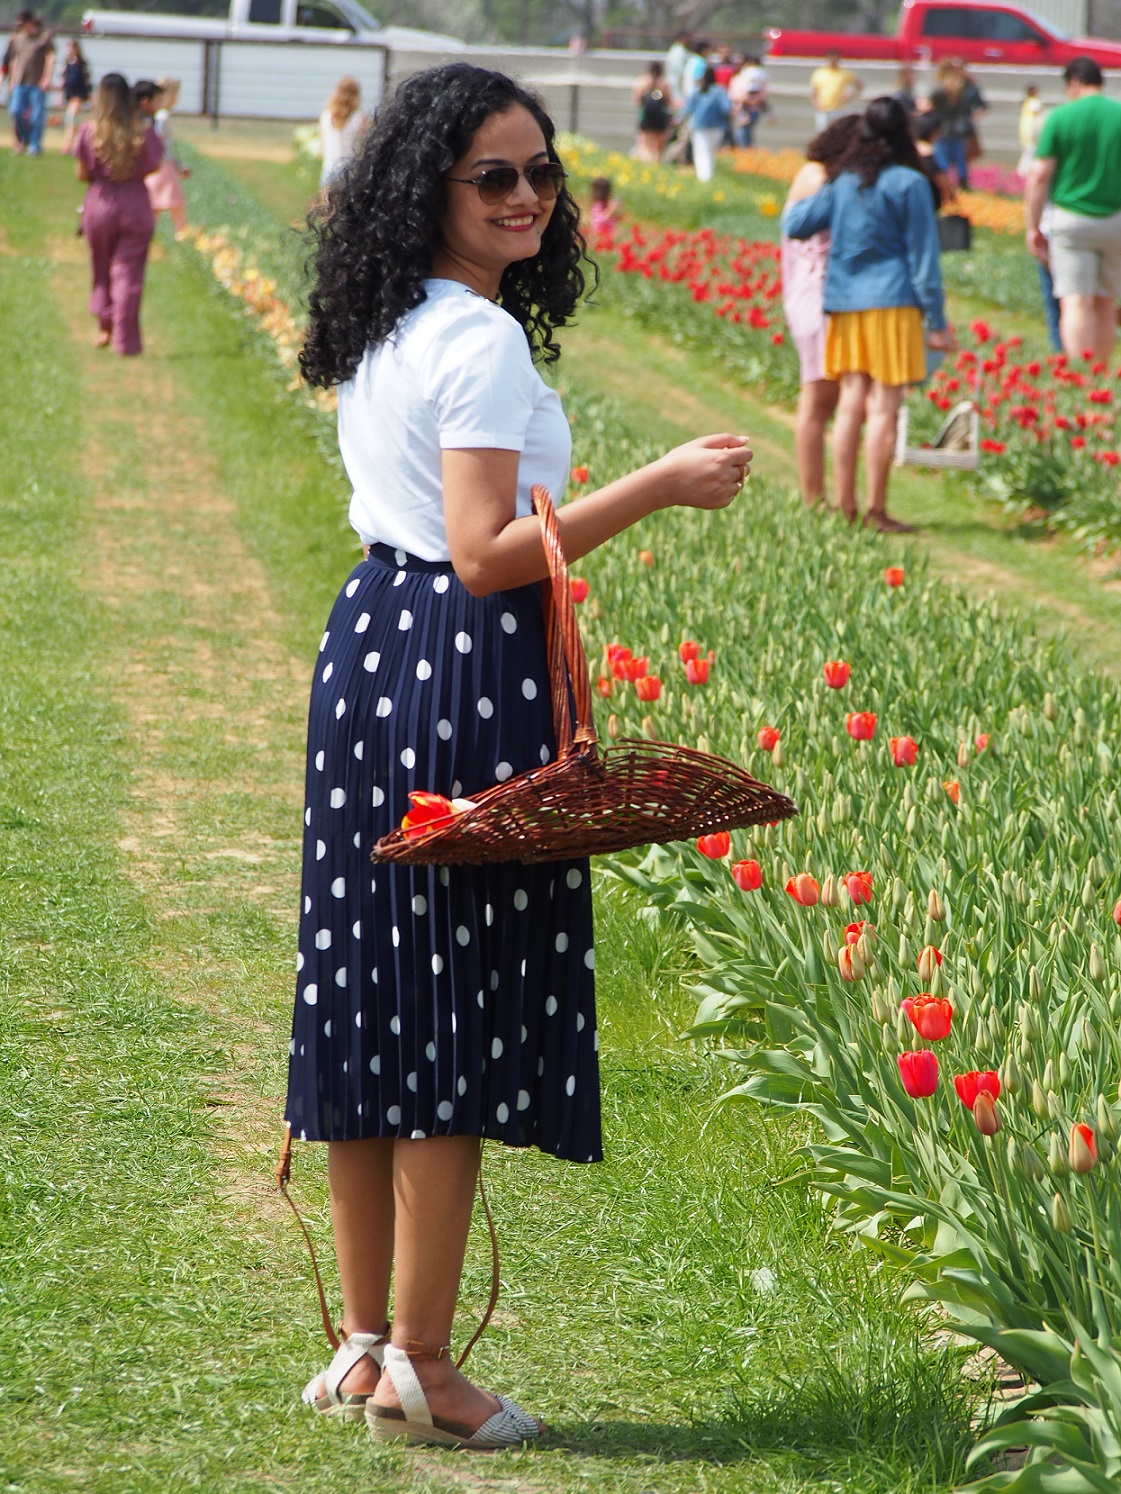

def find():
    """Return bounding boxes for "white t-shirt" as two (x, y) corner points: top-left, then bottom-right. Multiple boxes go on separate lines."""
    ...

(319, 108), (363, 177)
(339, 278), (572, 561)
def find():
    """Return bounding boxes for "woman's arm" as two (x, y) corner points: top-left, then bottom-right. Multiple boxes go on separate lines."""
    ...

(781, 182), (833, 240)
(902, 172), (947, 331)
(442, 435), (751, 598)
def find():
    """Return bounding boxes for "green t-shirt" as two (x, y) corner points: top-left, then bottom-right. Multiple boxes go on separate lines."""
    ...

(1037, 93), (1121, 218)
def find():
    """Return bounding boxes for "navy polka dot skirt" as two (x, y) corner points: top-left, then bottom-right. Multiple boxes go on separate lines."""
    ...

(285, 544), (602, 1164)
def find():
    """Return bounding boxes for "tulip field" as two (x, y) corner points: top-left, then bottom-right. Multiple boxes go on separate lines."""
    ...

(166, 131), (1121, 1490)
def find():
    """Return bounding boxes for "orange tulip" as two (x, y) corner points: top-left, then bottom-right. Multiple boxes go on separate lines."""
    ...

(844, 871), (873, 905)
(684, 658), (710, 684)
(944, 779), (961, 805)
(570, 577), (589, 603)
(837, 945), (865, 981)
(634, 675), (662, 702)
(846, 712), (877, 740)
(973, 1091), (1002, 1136)
(757, 725), (780, 751)
(844, 920), (869, 945)
(732, 858), (763, 890)
(400, 791), (457, 839)
(883, 566), (905, 587)
(901, 993), (953, 1041)
(596, 675), (613, 698)
(890, 735), (919, 766)
(697, 831), (731, 859)
(823, 660), (851, 689)
(785, 872), (820, 906)
(678, 640), (701, 662)
(638, 549), (654, 567)
(571, 464), (589, 485)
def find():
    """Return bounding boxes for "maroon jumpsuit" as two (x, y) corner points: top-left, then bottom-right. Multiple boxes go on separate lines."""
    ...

(75, 122), (164, 357)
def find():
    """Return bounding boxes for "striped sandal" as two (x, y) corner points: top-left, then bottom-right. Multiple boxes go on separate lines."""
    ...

(302, 1330), (389, 1420)
(365, 1341), (542, 1450)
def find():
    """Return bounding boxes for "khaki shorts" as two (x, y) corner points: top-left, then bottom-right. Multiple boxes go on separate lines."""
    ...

(1049, 205), (1121, 300)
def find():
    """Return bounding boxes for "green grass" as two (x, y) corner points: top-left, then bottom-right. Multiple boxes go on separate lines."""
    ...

(0, 147), (995, 1493)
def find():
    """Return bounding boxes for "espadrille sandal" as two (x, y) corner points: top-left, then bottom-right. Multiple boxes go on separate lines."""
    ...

(302, 1330), (389, 1420)
(365, 1342), (542, 1450)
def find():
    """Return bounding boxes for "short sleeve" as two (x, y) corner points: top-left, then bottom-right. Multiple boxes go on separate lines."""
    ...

(137, 126), (164, 176)
(422, 304), (536, 452)
(74, 121), (93, 172)
(1036, 110), (1058, 159)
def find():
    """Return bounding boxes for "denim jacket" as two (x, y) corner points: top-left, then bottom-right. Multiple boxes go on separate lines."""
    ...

(781, 164), (946, 331)
(684, 86), (731, 131)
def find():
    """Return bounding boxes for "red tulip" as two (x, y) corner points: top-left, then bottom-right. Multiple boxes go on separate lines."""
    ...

(973, 1091), (1002, 1136)
(823, 660), (851, 689)
(890, 735), (919, 767)
(732, 858), (763, 891)
(898, 1050), (939, 1098)
(975, 733), (990, 752)
(846, 712), (877, 741)
(606, 643), (631, 664)
(844, 871), (873, 905)
(844, 920), (868, 945)
(1070, 1123), (1098, 1173)
(678, 640), (701, 662)
(901, 994), (954, 1041)
(571, 464), (589, 485)
(916, 945), (942, 980)
(401, 790), (457, 839)
(837, 945), (864, 981)
(944, 779), (961, 805)
(757, 725), (780, 752)
(616, 655), (648, 682)
(884, 566), (905, 587)
(634, 675), (661, 702)
(570, 577), (589, 603)
(954, 1070), (1000, 1109)
(697, 831), (731, 859)
(1112, 897), (1121, 927)
(638, 549), (654, 567)
(684, 658), (710, 684)
(785, 873), (820, 906)
(596, 675), (613, 698)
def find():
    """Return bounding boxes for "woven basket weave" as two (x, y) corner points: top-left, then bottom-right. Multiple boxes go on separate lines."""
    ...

(373, 486), (796, 865)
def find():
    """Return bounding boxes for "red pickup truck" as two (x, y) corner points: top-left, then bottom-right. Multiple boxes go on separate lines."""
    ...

(766, 0), (1121, 68)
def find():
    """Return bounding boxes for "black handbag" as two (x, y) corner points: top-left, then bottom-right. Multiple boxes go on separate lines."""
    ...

(939, 214), (972, 253)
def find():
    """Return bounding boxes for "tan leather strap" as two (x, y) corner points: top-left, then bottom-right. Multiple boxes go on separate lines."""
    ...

(274, 1127), (500, 1369)
(274, 1123), (341, 1352)
(532, 484), (598, 759)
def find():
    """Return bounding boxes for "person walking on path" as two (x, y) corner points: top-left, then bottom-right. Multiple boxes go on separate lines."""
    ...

(293, 60), (750, 1448)
(74, 73), (163, 355)
(781, 114), (862, 508)
(60, 39), (91, 153)
(145, 78), (190, 234)
(681, 65), (731, 182)
(318, 75), (365, 189)
(631, 58), (673, 161)
(1018, 84), (1043, 179)
(6, 9), (54, 156)
(729, 54), (769, 148)
(783, 97), (951, 532)
(809, 52), (860, 133)
(1025, 57), (1121, 364)
(928, 59), (977, 188)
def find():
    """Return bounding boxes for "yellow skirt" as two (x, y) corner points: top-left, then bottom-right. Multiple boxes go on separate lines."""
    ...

(825, 307), (926, 386)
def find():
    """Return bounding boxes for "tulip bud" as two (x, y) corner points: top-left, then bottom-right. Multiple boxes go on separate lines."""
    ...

(885, 974), (900, 1007)
(1019, 1032), (1034, 1062)
(1089, 945), (1106, 983)
(957, 740), (971, 769)
(822, 928), (835, 965)
(642, 715), (657, 740)
(838, 944), (865, 981)
(903, 891), (917, 928)
(1081, 1015), (1100, 1055)
(973, 1092), (1001, 1136)
(881, 1022), (898, 1055)
(1000, 1051), (1021, 1097)
(820, 874), (839, 908)
(892, 877), (907, 911)
(1074, 707), (1089, 744)
(916, 945), (939, 982)
(696, 732), (710, 753)
(871, 989), (892, 1025)
(973, 1016), (987, 1049)
(1020, 1003), (1040, 1041)
(772, 738), (786, 768)
(1043, 692), (1056, 721)
(1051, 1192), (1072, 1234)
(816, 808), (830, 837)
(1049, 1132), (1068, 1175)
(1059, 1053), (1071, 1087)
(929, 963), (945, 999)
(896, 1005), (912, 1043)
(1018, 1142), (1045, 1179)
(1032, 1078), (1049, 1117)
(1069, 1124), (1098, 1173)
(607, 714), (620, 739)
(1098, 743), (1113, 779)
(905, 806), (919, 837)
(1029, 966), (1043, 1004)
(987, 1011), (1003, 1048)
(927, 889), (945, 922)
(1043, 1058), (1056, 1090)
(1082, 879), (1095, 910)
(833, 793), (849, 824)
(898, 934), (913, 967)
(1096, 1093), (1118, 1141)
(1091, 854), (1107, 887)
(1071, 908), (1086, 934)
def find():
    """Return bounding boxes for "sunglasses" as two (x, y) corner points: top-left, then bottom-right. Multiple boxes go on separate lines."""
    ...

(444, 163), (567, 205)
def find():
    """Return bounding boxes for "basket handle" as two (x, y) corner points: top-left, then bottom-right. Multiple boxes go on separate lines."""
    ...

(532, 485), (597, 758)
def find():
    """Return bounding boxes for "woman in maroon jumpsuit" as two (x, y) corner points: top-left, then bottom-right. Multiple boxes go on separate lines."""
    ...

(74, 73), (163, 356)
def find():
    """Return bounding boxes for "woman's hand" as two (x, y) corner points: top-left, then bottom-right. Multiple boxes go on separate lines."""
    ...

(648, 433), (752, 511)
(926, 327), (955, 352)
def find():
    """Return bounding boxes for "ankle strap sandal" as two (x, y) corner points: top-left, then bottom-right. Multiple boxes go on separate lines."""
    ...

(301, 1329), (390, 1421)
(365, 1342), (542, 1450)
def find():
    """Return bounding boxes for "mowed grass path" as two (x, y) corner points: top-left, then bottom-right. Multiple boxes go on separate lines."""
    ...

(3, 149), (983, 1493)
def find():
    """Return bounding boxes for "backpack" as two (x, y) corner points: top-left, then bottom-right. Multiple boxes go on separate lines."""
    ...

(638, 87), (672, 133)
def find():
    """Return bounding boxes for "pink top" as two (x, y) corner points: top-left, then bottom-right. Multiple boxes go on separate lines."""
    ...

(780, 230), (829, 341)
(589, 200), (615, 234)
(75, 121), (163, 185)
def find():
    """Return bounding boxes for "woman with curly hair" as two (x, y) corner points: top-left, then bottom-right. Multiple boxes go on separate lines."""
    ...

(292, 62), (750, 1450)
(783, 96), (952, 530)
(74, 73), (163, 354)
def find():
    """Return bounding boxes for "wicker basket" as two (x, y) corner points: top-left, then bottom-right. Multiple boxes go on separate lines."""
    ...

(372, 486), (796, 865)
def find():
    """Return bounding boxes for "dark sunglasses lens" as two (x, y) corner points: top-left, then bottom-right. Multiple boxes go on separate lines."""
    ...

(476, 167), (520, 203)
(528, 164), (565, 198)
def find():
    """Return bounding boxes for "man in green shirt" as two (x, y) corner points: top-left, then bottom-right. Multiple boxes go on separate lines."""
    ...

(1025, 56), (1121, 362)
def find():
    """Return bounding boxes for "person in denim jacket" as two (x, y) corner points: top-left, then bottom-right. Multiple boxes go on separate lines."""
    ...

(783, 97), (953, 531)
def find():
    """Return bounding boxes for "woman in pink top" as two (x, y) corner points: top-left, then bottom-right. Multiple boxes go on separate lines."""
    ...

(75, 73), (163, 356)
(781, 115), (861, 507)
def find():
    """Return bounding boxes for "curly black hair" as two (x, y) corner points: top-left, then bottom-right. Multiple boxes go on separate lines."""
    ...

(834, 96), (923, 189)
(300, 63), (590, 389)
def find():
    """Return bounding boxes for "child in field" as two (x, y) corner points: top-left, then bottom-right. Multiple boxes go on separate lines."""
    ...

(144, 78), (189, 235)
(588, 176), (622, 237)
(61, 40), (91, 153)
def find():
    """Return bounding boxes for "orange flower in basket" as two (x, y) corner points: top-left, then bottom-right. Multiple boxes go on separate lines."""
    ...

(400, 791), (458, 839)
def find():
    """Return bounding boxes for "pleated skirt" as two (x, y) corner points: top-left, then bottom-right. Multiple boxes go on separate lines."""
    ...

(284, 544), (602, 1164)
(825, 306), (926, 386)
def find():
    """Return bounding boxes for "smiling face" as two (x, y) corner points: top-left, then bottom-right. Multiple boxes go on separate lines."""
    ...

(432, 104), (556, 300)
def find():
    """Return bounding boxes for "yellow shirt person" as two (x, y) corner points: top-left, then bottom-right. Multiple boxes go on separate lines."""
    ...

(810, 57), (861, 126)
